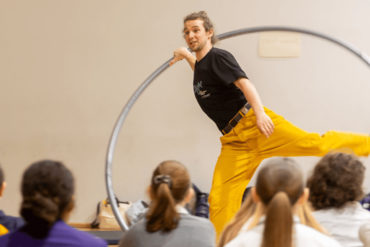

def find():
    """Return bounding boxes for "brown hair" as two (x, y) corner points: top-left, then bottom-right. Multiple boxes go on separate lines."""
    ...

(307, 152), (365, 210)
(257, 158), (303, 247)
(183, 11), (218, 44)
(20, 160), (74, 238)
(218, 158), (322, 247)
(146, 160), (191, 232)
(219, 195), (326, 247)
(296, 202), (328, 234)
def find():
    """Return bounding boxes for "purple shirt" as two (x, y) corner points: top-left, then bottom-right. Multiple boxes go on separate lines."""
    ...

(0, 220), (107, 247)
(0, 210), (24, 233)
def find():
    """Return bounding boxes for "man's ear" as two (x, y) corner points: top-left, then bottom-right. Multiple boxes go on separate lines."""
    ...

(0, 182), (6, 197)
(251, 187), (261, 203)
(207, 29), (214, 40)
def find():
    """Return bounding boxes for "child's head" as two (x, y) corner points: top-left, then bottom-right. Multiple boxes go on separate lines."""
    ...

(308, 152), (365, 210)
(146, 160), (192, 232)
(253, 158), (306, 247)
(254, 158), (304, 208)
(20, 160), (75, 236)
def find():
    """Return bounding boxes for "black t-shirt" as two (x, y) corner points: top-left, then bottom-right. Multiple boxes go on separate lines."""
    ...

(193, 47), (248, 131)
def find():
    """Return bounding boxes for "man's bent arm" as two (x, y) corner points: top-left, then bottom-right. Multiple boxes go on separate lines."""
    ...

(169, 47), (196, 71)
(234, 78), (275, 137)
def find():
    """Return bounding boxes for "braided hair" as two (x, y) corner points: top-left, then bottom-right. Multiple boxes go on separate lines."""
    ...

(20, 160), (74, 238)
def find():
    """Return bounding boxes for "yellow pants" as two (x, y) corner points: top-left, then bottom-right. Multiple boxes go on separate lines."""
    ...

(0, 224), (8, 236)
(209, 107), (370, 236)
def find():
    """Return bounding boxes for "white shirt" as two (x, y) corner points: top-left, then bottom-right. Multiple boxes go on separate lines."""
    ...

(313, 202), (370, 247)
(225, 217), (341, 247)
(176, 205), (190, 214)
(359, 223), (370, 247)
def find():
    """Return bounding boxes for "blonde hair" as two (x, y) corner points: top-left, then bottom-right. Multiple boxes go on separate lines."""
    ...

(218, 158), (327, 247)
(217, 193), (256, 247)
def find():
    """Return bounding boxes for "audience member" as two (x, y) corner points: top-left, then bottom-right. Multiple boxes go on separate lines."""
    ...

(0, 160), (107, 246)
(308, 152), (370, 247)
(119, 160), (215, 247)
(360, 192), (370, 211)
(0, 164), (24, 235)
(183, 183), (210, 219)
(359, 223), (370, 247)
(219, 158), (340, 247)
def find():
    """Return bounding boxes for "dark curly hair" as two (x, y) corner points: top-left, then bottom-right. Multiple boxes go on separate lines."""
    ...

(307, 152), (365, 210)
(20, 160), (74, 238)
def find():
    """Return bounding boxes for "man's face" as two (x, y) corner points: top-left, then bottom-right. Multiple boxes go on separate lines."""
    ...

(183, 19), (213, 52)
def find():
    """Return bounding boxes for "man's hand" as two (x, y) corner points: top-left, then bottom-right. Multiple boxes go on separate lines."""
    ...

(169, 47), (195, 69)
(255, 111), (275, 138)
(234, 78), (274, 138)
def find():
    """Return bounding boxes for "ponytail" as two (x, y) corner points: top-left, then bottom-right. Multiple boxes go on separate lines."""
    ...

(219, 159), (319, 247)
(21, 192), (60, 224)
(146, 161), (190, 233)
(21, 192), (61, 238)
(262, 192), (293, 247)
(146, 183), (180, 232)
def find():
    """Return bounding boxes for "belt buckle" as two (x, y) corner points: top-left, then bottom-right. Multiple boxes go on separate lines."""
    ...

(222, 103), (250, 135)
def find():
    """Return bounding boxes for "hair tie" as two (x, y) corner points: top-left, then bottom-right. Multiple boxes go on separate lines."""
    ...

(154, 175), (172, 188)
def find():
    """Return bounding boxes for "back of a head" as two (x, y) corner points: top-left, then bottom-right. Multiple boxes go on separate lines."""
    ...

(307, 152), (365, 210)
(256, 158), (304, 247)
(146, 160), (191, 233)
(20, 160), (74, 238)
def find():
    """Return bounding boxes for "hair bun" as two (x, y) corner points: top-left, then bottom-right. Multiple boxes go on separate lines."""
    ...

(21, 192), (59, 225)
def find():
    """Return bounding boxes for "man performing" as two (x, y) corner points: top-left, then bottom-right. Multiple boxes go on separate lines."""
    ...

(169, 11), (370, 236)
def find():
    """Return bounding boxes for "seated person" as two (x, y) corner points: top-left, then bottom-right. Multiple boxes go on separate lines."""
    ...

(0, 160), (107, 246)
(119, 160), (215, 247)
(0, 164), (24, 235)
(307, 152), (370, 247)
(359, 223), (370, 247)
(360, 192), (370, 211)
(219, 158), (340, 247)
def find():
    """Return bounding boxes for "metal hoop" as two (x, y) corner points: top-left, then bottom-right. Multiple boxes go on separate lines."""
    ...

(105, 26), (370, 231)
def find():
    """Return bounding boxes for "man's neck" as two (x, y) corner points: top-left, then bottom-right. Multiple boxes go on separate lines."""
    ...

(195, 44), (213, 61)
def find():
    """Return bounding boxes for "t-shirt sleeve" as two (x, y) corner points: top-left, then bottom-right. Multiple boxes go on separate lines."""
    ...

(212, 50), (248, 86)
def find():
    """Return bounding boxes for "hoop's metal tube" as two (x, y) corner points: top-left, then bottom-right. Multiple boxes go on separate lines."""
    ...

(105, 58), (172, 230)
(216, 26), (370, 66)
(105, 26), (370, 232)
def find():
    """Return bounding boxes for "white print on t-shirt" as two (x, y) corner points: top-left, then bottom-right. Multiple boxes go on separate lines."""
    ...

(194, 81), (210, 99)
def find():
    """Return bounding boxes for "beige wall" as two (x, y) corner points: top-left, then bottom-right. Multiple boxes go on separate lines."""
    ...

(1, 0), (369, 222)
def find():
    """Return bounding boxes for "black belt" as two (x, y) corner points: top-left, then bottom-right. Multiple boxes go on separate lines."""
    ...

(222, 103), (251, 135)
